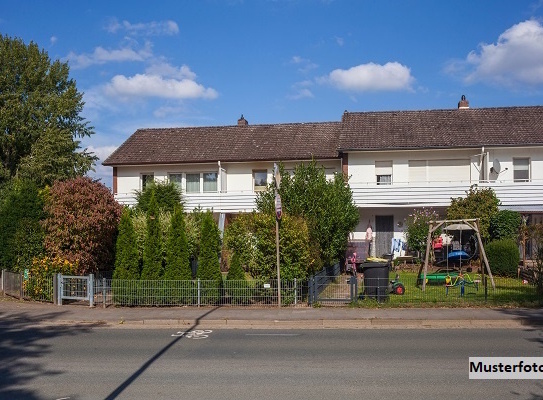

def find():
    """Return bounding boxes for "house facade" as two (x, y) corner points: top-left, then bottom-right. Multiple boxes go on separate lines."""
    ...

(103, 97), (543, 259)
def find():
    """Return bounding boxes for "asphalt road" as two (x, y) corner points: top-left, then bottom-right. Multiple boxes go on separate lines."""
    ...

(2, 326), (543, 400)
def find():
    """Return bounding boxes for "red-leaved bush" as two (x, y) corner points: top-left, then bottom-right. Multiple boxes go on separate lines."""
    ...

(42, 177), (123, 275)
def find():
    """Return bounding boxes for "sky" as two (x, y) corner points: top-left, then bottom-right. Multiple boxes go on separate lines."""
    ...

(2, 0), (543, 189)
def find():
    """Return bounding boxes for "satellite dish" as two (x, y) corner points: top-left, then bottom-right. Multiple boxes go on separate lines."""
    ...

(490, 158), (501, 174)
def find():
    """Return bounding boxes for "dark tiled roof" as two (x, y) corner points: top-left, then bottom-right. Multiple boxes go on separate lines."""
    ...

(104, 106), (543, 166)
(103, 122), (341, 166)
(338, 106), (543, 150)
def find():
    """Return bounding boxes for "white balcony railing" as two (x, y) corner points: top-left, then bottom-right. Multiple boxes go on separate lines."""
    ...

(114, 180), (543, 213)
(349, 180), (543, 208)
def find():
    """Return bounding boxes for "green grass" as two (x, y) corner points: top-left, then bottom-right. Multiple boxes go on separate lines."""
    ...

(350, 272), (542, 308)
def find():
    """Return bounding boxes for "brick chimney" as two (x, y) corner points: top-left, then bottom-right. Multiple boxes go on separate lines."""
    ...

(237, 114), (248, 126)
(458, 95), (469, 109)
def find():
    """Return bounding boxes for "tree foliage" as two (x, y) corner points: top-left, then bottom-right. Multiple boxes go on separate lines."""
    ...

(42, 177), (122, 275)
(164, 206), (191, 280)
(489, 210), (522, 242)
(223, 212), (318, 281)
(256, 161), (359, 266)
(196, 210), (222, 282)
(0, 179), (45, 271)
(141, 192), (163, 279)
(0, 35), (96, 186)
(135, 180), (184, 213)
(113, 208), (140, 280)
(446, 187), (500, 243)
(404, 208), (441, 257)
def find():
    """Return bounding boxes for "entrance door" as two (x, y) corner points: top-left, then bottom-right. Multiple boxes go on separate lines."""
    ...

(375, 215), (394, 258)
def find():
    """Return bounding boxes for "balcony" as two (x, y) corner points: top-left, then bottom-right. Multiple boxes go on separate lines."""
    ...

(114, 180), (543, 213)
(349, 180), (543, 209)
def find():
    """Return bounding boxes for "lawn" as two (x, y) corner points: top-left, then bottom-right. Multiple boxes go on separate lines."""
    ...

(353, 271), (541, 307)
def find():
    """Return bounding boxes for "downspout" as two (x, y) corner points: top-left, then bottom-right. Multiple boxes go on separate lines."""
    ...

(479, 146), (485, 181)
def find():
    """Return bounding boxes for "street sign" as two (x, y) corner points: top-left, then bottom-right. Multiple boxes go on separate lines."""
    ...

(274, 163), (281, 189)
(275, 192), (282, 220)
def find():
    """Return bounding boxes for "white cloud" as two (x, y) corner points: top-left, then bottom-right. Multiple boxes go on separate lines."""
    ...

(67, 41), (153, 69)
(290, 55), (318, 73)
(104, 74), (219, 100)
(50, 36), (57, 45)
(105, 19), (179, 36)
(321, 62), (414, 91)
(288, 88), (314, 100)
(462, 19), (543, 86)
(145, 62), (197, 80)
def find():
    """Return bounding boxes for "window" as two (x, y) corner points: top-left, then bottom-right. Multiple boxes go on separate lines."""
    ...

(169, 173), (182, 188)
(186, 173), (200, 193)
(513, 158), (530, 182)
(375, 161), (392, 185)
(253, 170), (268, 191)
(203, 172), (218, 192)
(141, 174), (154, 190)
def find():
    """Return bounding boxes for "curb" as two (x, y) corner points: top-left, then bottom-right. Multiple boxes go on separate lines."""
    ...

(52, 318), (530, 330)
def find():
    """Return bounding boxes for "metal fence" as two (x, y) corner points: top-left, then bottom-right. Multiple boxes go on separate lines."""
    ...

(3, 268), (541, 307)
(93, 278), (304, 307)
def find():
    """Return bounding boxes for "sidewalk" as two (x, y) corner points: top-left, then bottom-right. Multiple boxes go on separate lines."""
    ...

(2, 296), (543, 329)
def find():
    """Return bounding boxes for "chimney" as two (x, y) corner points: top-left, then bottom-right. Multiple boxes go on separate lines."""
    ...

(458, 95), (469, 109)
(237, 114), (248, 126)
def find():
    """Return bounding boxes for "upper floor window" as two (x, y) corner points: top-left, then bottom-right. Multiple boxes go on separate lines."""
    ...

(513, 158), (530, 182)
(253, 170), (268, 191)
(376, 161), (392, 185)
(169, 173), (182, 188)
(141, 174), (154, 190)
(186, 173), (200, 193)
(203, 172), (218, 192)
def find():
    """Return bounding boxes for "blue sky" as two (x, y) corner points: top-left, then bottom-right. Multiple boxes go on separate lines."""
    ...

(2, 0), (543, 188)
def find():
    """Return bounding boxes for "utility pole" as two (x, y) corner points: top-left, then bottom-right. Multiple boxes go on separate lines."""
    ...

(274, 163), (282, 308)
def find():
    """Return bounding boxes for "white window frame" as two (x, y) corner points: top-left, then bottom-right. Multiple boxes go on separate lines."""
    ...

(375, 161), (392, 185)
(513, 158), (530, 182)
(253, 170), (268, 192)
(141, 173), (154, 190)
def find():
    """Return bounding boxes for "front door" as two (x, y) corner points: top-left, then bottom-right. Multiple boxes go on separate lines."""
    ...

(375, 215), (394, 258)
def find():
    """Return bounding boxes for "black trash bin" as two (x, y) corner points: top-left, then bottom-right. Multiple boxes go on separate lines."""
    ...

(362, 262), (389, 302)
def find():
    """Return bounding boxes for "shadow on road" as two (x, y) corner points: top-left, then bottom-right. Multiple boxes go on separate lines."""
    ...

(0, 307), (104, 399)
(104, 306), (221, 400)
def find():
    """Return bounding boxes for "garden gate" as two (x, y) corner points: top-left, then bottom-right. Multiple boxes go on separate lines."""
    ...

(57, 274), (94, 307)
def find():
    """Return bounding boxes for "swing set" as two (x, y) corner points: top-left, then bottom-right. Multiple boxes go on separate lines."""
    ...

(417, 218), (495, 292)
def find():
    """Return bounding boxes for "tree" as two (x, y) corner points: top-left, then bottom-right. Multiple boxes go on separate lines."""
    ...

(113, 208), (140, 280)
(42, 177), (123, 275)
(223, 212), (317, 281)
(447, 187), (500, 243)
(489, 210), (522, 241)
(404, 208), (441, 258)
(0, 35), (96, 186)
(164, 206), (191, 280)
(141, 192), (163, 280)
(0, 179), (45, 271)
(256, 161), (359, 266)
(135, 180), (183, 213)
(196, 211), (222, 282)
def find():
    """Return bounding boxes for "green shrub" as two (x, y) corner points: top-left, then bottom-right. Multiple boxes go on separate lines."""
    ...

(164, 206), (191, 280)
(196, 211), (222, 304)
(485, 239), (520, 277)
(113, 208), (140, 280)
(489, 210), (522, 241)
(141, 192), (163, 280)
(225, 251), (250, 304)
(135, 180), (183, 213)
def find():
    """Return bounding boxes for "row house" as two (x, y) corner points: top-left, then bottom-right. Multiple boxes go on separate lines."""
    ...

(103, 97), (543, 259)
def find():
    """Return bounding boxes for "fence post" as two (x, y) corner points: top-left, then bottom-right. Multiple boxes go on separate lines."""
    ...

(308, 277), (313, 305)
(19, 272), (23, 300)
(102, 278), (106, 309)
(294, 278), (297, 306)
(1, 269), (4, 294)
(197, 278), (201, 307)
(89, 274), (95, 307)
(57, 274), (63, 306)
